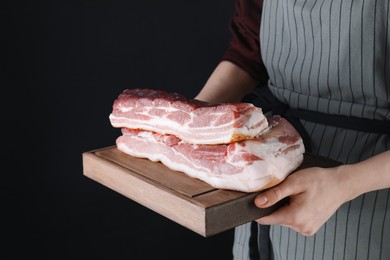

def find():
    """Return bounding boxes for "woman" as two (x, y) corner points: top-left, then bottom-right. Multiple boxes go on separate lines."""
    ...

(195, 0), (390, 259)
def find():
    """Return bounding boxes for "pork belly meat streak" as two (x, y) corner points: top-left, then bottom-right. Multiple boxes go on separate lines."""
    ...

(109, 88), (268, 144)
(115, 115), (304, 193)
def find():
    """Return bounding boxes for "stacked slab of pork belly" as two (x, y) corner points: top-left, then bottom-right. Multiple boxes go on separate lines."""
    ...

(109, 88), (305, 193)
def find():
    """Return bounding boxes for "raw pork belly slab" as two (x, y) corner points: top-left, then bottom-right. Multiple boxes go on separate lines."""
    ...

(116, 115), (305, 193)
(109, 88), (268, 144)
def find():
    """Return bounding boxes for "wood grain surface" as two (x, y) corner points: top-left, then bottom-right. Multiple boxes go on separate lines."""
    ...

(82, 146), (341, 237)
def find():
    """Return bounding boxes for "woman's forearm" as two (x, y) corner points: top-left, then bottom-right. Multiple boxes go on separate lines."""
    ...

(195, 60), (259, 104)
(343, 150), (390, 201)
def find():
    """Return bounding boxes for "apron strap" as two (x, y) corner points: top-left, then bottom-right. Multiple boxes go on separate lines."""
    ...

(285, 108), (390, 135)
(245, 86), (390, 153)
(248, 222), (271, 260)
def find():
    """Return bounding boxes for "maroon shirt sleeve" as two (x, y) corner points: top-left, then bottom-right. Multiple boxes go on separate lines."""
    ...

(222, 0), (269, 86)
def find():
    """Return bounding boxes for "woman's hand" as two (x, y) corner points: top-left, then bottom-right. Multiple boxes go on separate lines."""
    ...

(254, 166), (355, 236)
(254, 151), (390, 236)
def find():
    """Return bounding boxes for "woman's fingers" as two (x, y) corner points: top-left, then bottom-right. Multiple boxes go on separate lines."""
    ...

(255, 175), (300, 208)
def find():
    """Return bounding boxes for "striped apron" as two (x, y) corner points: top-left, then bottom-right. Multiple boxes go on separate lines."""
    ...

(233, 0), (390, 259)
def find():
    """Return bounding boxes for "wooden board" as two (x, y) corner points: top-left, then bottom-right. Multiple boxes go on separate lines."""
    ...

(82, 146), (341, 237)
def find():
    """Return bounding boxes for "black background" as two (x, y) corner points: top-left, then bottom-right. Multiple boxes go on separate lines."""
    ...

(3, 1), (237, 259)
